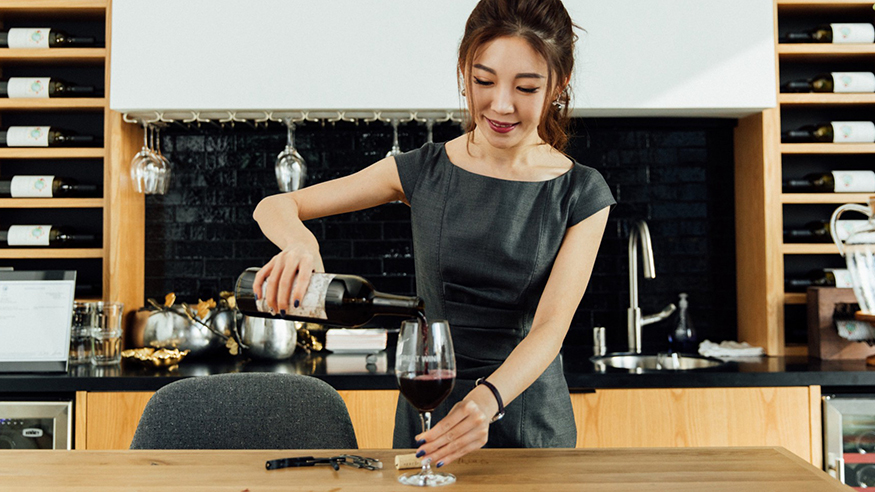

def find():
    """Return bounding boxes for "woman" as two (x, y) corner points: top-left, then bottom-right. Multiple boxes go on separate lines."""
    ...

(253, 0), (614, 467)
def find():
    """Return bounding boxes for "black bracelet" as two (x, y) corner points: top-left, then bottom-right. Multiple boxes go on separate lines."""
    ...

(475, 377), (505, 423)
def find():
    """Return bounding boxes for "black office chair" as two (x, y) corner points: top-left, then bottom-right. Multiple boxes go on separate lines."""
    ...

(130, 373), (358, 450)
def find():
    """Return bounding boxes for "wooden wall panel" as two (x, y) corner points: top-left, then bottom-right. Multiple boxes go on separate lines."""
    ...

(571, 387), (814, 464)
(338, 390), (399, 449)
(83, 392), (154, 450)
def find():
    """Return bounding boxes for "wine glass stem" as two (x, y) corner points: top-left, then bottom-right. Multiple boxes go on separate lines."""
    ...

(419, 411), (434, 477)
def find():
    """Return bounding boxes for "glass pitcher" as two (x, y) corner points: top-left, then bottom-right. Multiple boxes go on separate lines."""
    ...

(830, 197), (875, 314)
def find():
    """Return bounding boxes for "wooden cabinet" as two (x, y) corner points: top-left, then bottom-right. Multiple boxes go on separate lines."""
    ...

(77, 386), (820, 465)
(0, 0), (144, 320)
(736, 0), (875, 355)
(571, 386), (822, 465)
(74, 389), (401, 450)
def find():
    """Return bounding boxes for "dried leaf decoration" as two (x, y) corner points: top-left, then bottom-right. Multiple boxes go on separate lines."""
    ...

(164, 292), (177, 308)
(219, 291), (237, 310)
(225, 337), (239, 356)
(196, 298), (217, 319)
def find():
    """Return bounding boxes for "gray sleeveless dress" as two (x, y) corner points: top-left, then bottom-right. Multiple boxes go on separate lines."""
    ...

(392, 142), (615, 449)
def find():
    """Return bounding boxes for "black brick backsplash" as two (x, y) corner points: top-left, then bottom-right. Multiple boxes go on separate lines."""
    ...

(146, 117), (737, 352)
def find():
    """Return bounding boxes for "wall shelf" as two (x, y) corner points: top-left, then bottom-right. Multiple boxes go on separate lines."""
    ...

(0, 98), (107, 110)
(778, 94), (875, 105)
(781, 143), (875, 154)
(0, 198), (104, 208)
(0, 148), (104, 158)
(782, 243), (840, 254)
(781, 193), (873, 204)
(0, 248), (103, 259)
(784, 292), (808, 305)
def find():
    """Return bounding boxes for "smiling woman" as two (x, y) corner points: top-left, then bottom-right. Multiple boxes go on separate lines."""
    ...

(251, 0), (615, 475)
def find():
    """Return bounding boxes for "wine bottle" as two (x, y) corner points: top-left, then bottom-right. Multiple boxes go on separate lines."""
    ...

(0, 127), (95, 147)
(0, 225), (95, 247)
(785, 268), (853, 292)
(0, 78), (96, 98)
(783, 219), (869, 243)
(783, 170), (875, 193)
(781, 72), (875, 93)
(781, 121), (875, 143)
(235, 267), (424, 327)
(0, 176), (98, 198)
(782, 23), (875, 43)
(0, 28), (95, 48)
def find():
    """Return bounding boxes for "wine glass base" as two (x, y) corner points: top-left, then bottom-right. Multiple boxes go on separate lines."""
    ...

(398, 471), (456, 487)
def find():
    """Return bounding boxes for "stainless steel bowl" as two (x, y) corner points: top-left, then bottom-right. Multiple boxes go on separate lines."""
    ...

(138, 308), (231, 357)
(239, 315), (298, 360)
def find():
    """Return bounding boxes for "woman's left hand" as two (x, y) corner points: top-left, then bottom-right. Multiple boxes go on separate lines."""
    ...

(414, 389), (495, 467)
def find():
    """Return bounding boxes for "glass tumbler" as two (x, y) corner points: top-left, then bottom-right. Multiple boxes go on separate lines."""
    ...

(70, 302), (94, 365)
(91, 302), (124, 365)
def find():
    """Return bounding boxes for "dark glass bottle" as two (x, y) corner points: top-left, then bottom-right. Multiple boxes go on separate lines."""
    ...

(781, 121), (875, 143)
(0, 29), (95, 48)
(781, 23), (875, 43)
(0, 127), (96, 147)
(784, 268), (851, 292)
(0, 175), (98, 198)
(0, 77), (96, 98)
(781, 72), (875, 93)
(235, 267), (424, 327)
(0, 225), (96, 247)
(783, 171), (875, 193)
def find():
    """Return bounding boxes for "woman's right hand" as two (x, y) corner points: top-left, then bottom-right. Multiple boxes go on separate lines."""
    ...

(252, 243), (324, 315)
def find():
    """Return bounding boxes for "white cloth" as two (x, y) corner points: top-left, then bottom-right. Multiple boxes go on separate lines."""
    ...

(698, 339), (764, 358)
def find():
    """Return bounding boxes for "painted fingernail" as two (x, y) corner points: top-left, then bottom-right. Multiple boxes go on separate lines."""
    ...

(294, 299), (300, 308)
(415, 439), (426, 446)
(436, 461), (444, 468)
(415, 450), (425, 458)
(280, 310), (286, 316)
(254, 293), (258, 300)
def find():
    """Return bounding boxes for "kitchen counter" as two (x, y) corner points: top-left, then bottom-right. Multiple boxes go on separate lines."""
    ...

(2, 347), (875, 393)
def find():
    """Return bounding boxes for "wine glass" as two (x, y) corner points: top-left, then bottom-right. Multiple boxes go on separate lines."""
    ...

(275, 120), (307, 192)
(152, 125), (172, 195)
(386, 119), (402, 157)
(395, 319), (456, 487)
(130, 122), (156, 194)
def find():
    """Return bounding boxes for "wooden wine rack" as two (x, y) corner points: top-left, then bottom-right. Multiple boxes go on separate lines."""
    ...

(0, 0), (144, 312)
(735, 0), (875, 355)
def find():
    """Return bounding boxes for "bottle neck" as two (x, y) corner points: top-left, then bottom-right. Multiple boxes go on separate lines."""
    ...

(369, 293), (424, 316)
(782, 80), (812, 92)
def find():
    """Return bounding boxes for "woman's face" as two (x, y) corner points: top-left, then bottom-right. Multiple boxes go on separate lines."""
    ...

(467, 36), (551, 151)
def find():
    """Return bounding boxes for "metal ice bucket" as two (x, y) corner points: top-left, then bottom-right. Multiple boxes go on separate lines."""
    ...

(830, 197), (875, 314)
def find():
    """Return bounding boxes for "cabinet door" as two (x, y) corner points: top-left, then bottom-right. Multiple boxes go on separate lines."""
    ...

(77, 391), (154, 450)
(79, 390), (399, 450)
(571, 386), (821, 465)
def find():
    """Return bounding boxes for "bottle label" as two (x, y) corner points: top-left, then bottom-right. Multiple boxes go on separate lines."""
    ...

(7, 77), (51, 98)
(6, 225), (51, 246)
(831, 72), (875, 93)
(831, 170), (875, 192)
(830, 23), (875, 44)
(256, 273), (335, 320)
(826, 268), (854, 288)
(10, 175), (54, 197)
(7, 126), (50, 147)
(830, 121), (875, 143)
(836, 220), (870, 241)
(7, 28), (51, 49)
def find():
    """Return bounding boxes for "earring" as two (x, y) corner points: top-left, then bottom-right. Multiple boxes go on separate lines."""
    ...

(460, 85), (467, 97)
(552, 98), (564, 110)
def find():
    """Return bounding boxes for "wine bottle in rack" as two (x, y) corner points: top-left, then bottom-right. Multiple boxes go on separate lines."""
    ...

(781, 121), (875, 143)
(0, 28), (95, 48)
(783, 170), (875, 193)
(0, 78), (96, 98)
(235, 267), (424, 327)
(785, 268), (853, 292)
(781, 72), (875, 93)
(0, 176), (98, 198)
(781, 23), (875, 43)
(783, 219), (870, 243)
(0, 225), (96, 247)
(0, 127), (95, 147)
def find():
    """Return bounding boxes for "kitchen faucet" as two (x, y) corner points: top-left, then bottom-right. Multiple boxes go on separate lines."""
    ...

(627, 220), (677, 354)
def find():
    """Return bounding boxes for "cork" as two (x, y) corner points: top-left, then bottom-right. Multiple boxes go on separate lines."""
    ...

(394, 453), (422, 470)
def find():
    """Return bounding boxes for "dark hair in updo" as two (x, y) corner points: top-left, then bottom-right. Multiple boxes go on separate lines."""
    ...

(458, 0), (578, 151)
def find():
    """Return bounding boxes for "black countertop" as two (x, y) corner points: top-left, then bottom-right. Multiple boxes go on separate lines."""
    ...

(3, 347), (875, 394)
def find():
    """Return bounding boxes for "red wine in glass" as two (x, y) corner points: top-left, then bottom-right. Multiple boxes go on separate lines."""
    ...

(395, 318), (456, 487)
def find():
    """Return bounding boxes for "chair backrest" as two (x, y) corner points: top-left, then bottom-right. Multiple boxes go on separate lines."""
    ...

(130, 373), (358, 450)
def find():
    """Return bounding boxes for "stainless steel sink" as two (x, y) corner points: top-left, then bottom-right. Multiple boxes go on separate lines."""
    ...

(590, 352), (726, 372)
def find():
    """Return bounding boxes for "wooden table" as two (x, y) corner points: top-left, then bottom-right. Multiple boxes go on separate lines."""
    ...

(0, 447), (850, 491)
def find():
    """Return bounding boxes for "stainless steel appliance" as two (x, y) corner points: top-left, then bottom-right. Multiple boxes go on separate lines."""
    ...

(0, 401), (71, 450)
